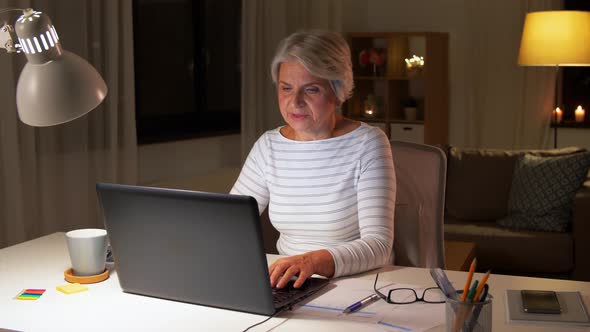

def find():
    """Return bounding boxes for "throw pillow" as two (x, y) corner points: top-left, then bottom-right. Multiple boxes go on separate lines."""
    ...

(497, 151), (590, 232)
(445, 146), (583, 221)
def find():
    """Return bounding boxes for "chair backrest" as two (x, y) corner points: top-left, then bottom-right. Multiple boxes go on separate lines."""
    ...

(391, 140), (446, 269)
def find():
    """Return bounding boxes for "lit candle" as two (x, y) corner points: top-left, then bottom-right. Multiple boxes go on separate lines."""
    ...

(363, 94), (377, 118)
(552, 107), (563, 124)
(575, 105), (585, 123)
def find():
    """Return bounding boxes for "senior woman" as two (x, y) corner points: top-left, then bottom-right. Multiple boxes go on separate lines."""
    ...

(231, 30), (395, 289)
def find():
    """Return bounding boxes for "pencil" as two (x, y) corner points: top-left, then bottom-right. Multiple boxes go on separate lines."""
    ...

(454, 257), (476, 331)
(461, 258), (477, 301)
(472, 270), (490, 302)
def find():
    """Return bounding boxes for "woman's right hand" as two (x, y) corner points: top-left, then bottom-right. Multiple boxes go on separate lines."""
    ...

(269, 249), (334, 289)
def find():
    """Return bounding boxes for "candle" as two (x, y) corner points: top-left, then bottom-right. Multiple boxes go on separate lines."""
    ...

(575, 105), (585, 123)
(364, 108), (375, 117)
(552, 107), (563, 124)
(363, 94), (378, 118)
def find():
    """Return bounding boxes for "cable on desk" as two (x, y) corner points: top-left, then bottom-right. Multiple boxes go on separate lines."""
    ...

(242, 307), (289, 332)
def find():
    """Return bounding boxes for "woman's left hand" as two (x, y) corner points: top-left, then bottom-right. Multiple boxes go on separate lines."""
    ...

(269, 249), (335, 289)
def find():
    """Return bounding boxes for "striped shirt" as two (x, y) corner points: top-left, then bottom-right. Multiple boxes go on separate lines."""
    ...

(230, 122), (396, 277)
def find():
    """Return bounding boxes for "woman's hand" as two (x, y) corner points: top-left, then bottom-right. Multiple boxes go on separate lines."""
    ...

(269, 249), (335, 289)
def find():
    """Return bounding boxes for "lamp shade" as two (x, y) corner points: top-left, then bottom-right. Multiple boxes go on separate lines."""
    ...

(13, 8), (107, 126)
(16, 51), (108, 126)
(518, 11), (590, 66)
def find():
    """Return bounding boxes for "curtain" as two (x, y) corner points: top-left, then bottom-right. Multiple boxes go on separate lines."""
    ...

(0, 0), (137, 248)
(240, 0), (343, 160)
(462, 0), (562, 149)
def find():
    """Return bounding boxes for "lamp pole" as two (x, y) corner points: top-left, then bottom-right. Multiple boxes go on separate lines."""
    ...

(553, 65), (559, 149)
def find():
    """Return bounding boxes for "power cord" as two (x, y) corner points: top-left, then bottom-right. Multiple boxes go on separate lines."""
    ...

(242, 307), (290, 332)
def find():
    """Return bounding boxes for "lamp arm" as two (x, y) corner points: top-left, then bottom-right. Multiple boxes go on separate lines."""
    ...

(0, 23), (20, 53)
(0, 8), (25, 15)
(0, 8), (27, 53)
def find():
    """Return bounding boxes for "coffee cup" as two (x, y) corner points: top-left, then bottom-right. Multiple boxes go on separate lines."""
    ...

(65, 228), (108, 276)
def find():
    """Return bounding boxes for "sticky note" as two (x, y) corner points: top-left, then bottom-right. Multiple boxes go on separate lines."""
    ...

(56, 283), (88, 295)
(16, 289), (46, 300)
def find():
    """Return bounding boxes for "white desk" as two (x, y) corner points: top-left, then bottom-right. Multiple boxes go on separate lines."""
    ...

(1, 233), (589, 331)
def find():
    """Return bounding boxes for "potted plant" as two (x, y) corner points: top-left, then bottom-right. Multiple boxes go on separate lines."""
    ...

(403, 97), (418, 121)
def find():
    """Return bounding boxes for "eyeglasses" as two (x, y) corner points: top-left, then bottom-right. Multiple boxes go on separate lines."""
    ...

(373, 273), (445, 304)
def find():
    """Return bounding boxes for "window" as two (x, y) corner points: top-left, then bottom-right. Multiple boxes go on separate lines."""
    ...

(133, 0), (241, 144)
(562, 0), (590, 125)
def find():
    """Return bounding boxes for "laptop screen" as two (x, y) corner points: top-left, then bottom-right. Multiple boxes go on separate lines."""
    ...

(96, 182), (278, 315)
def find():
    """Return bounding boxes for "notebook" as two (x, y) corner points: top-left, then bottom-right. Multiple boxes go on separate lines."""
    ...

(506, 289), (590, 326)
(96, 182), (329, 316)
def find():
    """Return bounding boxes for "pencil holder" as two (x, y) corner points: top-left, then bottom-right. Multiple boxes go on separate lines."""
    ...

(445, 293), (492, 332)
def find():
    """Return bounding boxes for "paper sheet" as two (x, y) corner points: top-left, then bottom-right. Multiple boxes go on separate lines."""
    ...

(290, 279), (445, 332)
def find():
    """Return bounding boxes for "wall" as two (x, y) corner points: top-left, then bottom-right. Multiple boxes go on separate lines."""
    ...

(138, 134), (241, 185)
(556, 129), (590, 150)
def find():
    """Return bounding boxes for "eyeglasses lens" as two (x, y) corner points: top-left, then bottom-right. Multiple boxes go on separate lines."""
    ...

(389, 289), (416, 304)
(423, 288), (445, 302)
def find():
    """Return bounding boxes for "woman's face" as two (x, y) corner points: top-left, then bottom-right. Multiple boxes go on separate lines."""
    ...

(277, 61), (340, 140)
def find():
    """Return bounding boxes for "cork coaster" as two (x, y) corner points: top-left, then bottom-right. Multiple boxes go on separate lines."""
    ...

(64, 268), (109, 284)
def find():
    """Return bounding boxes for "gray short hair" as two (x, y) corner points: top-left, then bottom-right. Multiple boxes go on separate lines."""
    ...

(270, 30), (354, 104)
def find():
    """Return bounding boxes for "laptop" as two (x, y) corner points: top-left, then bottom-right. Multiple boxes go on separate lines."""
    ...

(96, 182), (329, 315)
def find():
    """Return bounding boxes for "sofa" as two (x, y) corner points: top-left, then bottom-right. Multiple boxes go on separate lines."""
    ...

(443, 146), (590, 281)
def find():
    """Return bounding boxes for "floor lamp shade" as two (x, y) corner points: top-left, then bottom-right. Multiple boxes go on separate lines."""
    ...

(518, 11), (590, 66)
(13, 9), (107, 126)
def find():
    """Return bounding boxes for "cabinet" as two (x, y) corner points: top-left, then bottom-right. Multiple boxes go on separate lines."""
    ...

(390, 123), (424, 144)
(344, 32), (449, 145)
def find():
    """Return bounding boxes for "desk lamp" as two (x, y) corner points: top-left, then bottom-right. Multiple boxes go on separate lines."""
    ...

(0, 8), (107, 126)
(518, 10), (590, 148)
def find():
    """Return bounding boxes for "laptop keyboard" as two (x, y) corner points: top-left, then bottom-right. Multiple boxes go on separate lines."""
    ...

(271, 280), (309, 306)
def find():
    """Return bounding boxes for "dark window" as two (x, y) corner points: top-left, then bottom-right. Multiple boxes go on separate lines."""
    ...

(133, 0), (241, 144)
(562, 0), (590, 124)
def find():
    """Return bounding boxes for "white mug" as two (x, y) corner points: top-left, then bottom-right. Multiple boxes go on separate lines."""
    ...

(65, 228), (108, 276)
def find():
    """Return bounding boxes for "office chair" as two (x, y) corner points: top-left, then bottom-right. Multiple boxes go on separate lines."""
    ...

(391, 140), (447, 269)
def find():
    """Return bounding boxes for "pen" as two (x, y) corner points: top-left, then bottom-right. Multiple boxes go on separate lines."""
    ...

(467, 284), (489, 331)
(453, 280), (479, 332)
(342, 293), (380, 313)
(472, 270), (490, 303)
(467, 280), (479, 302)
(430, 268), (458, 300)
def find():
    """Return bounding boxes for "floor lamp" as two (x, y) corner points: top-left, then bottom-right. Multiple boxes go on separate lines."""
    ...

(518, 10), (590, 148)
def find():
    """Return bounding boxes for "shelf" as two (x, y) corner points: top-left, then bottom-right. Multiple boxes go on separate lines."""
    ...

(390, 119), (425, 125)
(348, 31), (446, 38)
(345, 31), (449, 144)
(349, 118), (425, 126)
(551, 122), (590, 129)
(354, 75), (421, 81)
(350, 117), (387, 123)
